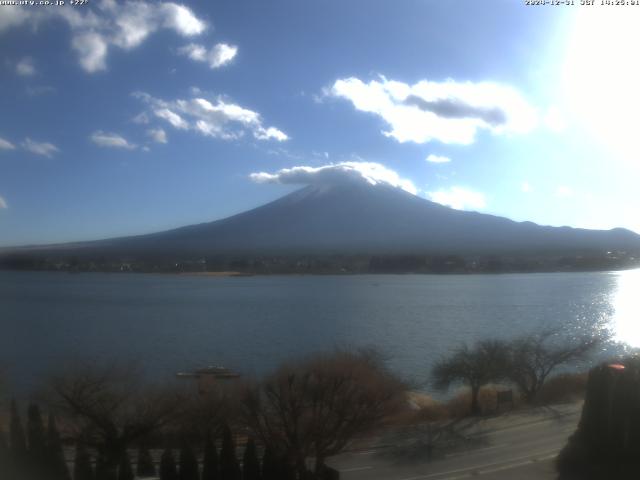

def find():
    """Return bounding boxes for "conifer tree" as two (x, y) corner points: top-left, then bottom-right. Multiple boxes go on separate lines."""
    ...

(242, 438), (260, 480)
(260, 446), (278, 480)
(0, 427), (8, 461)
(95, 452), (117, 480)
(136, 445), (156, 478)
(73, 443), (95, 480)
(0, 426), (13, 480)
(178, 443), (199, 480)
(220, 425), (241, 480)
(27, 403), (47, 472)
(201, 433), (219, 480)
(47, 413), (71, 480)
(278, 456), (296, 480)
(160, 448), (178, 480)
(117, 451), (134, 480)
(9, 399), (27, 466)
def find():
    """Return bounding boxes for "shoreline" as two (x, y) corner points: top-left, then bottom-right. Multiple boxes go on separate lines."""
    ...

(178, 271), (255, 277)
(1, 267), (638, 277)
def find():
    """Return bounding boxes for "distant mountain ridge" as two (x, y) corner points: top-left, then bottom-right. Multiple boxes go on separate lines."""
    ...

(4, 182), (640, 259)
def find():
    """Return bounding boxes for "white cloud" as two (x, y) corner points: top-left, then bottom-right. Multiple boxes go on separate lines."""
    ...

(132, 112), (150, 124)
(154, 108), (189, 130)
(0, 196), (6, 209)
(22, 137), (59, 158)
(159, 3), (207, 36)
(330, 76), (537, 145)
(0, 6), (29, 32)
(555, 185), (573, 198)
(255, 126), (289, 142)
(147, 128), (167, 144)
(178, 43), (207, 61)
(0, 137), (16, 150)
(521, 181), (533, 193)
(134, 91), (288, 142)
(250, 161), (418, 195)
(72, 32), (109, 73)
(426, 154), (451, 164)
(208, 43), (237, 68)
(179, 42), (238, 69)
(16, 57), (36, 76)
(428, 187), (486, 210)
(0, 1), (207, 73)
(90, 131), (136, 149)
(22, 138), (59, 157)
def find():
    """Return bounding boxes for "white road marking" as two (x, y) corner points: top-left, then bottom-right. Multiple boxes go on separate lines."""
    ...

(444, 443), (507, 457)
(396, 448), (560, 480)
(340, 466), (374, 472)
(352, 450), (378, 456)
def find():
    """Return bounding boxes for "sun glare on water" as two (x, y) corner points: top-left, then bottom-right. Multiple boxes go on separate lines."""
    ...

(611, 269), (640, 349)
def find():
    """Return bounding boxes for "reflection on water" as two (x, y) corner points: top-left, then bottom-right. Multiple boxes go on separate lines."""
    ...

(612, 269), (640, 348)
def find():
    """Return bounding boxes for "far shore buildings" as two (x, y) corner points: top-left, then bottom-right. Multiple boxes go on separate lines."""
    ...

(176, 365), (241, 394)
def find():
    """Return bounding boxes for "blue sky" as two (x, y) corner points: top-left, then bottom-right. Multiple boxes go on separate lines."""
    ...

(1, 0), (639, 247)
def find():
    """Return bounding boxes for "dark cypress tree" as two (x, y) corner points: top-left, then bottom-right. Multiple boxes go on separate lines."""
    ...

(47, 413), (71, 480)
(201, 433), (219, 480)
(178, 443), (199, 480)
(0, 426), (8, 461)
(95, 453), (108, 480)
(220, 425), (241, 480)
(136, 445), (156, 478)
(117, 451), (134, 480)
(242, 438), (260, 480)
(260, 446), (278, 480)
(73, 443), (95, 480)
(159, 448), (178, 480)
(277, 456), (295, 480)
(27, 403), (47, 473)
(95, 453), (117, 480)
(9, 399), (27, 467)
(0, 427), (13, 480)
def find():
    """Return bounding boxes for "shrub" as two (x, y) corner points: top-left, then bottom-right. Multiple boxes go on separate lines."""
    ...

(444, 385), (514, 418)
(536, 373), (588, 405)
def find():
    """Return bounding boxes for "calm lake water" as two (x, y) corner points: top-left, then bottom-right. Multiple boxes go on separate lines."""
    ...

(2, 270), (640, 393)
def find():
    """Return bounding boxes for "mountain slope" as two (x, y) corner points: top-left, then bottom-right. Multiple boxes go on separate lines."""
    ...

(15, 182), (639, 258)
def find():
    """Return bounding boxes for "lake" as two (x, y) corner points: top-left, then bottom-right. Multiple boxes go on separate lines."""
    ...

(2, 270), (639, 393)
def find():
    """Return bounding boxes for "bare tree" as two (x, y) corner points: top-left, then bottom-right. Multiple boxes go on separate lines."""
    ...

(506, 329), (600, 403)
(51, 364), (182, 477)
(432, 340), (509, 415)
(240, 348), (406, 477)
(178, 384), (238, 442)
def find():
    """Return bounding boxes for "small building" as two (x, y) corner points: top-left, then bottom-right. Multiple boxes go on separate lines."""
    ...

(176, 365), (240, 394)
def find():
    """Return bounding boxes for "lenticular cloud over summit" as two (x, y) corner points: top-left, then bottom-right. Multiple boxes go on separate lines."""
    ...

(250, 161), (418, 195)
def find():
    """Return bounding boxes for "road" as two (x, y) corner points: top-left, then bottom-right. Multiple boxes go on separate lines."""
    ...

(329, 403), (582, 480)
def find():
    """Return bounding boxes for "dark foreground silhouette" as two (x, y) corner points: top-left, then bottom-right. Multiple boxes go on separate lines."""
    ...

(557, 357), (640, 479)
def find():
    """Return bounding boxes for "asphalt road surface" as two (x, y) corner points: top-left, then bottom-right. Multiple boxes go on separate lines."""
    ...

(329, 403), (582, 480)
